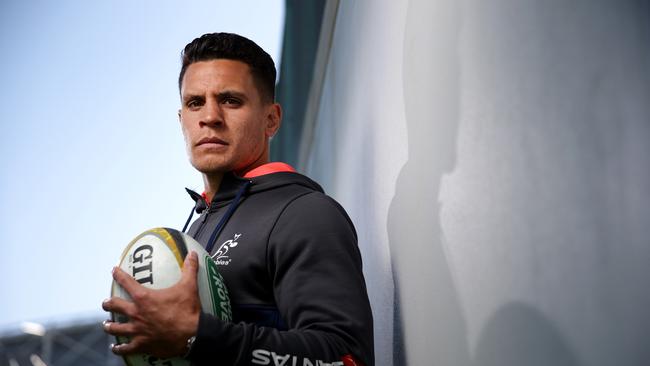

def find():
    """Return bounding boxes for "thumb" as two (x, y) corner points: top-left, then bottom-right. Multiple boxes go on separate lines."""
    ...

(181, 251), (199, 286)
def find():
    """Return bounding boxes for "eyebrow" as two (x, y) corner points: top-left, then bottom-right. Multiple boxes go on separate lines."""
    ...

(181, 89), (248, 102)
(181, 93), (202, 103)
(216, 90), (247, 101)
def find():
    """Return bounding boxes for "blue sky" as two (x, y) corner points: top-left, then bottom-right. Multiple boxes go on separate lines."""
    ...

(0, 0), (284, 330)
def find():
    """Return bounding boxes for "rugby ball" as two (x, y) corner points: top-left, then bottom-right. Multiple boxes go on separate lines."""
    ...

(110, 227), (231, 366)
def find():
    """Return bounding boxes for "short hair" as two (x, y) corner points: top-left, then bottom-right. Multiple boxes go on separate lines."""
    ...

(178, 32), (277, 103)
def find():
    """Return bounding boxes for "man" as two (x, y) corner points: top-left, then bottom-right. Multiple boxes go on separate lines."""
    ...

(102, 32), (374, 366)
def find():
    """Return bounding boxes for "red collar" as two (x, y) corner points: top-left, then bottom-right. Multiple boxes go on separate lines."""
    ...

(202, 162), (296, 204)
(242, 162), (296, 178)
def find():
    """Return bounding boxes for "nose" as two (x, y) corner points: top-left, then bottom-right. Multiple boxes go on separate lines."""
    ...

(199, 99), (223, 127)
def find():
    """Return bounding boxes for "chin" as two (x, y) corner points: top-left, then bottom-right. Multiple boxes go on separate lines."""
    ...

(190, 157), (233, 175)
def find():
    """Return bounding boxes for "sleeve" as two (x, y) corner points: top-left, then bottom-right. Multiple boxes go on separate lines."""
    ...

(187, 192), (374, 366)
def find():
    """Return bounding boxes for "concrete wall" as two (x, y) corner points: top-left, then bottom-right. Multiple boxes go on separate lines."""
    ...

(301, 1), (650, 365)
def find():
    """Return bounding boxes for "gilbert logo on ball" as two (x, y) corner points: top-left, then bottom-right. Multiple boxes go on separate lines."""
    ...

(110, 228), (232, 366)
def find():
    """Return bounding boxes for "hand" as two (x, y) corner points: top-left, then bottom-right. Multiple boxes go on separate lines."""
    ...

(102, 251), (201, 358)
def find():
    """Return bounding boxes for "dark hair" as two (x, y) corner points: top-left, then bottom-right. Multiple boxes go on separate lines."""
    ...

(179, 32), (276, 102)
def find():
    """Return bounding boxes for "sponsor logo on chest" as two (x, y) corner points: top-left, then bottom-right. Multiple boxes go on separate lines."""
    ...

(211, 233), (241, 265)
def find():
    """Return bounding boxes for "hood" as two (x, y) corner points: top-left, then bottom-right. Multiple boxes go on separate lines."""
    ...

(182, 162), (323, 252)
(185, 163), (324, 213)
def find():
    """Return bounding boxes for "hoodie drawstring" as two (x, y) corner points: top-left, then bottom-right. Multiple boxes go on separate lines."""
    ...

(182, 181), (251, 250)
(182, 206), (195, 233)
(182, 188), (208, 233)
(192, 180), (251, 253)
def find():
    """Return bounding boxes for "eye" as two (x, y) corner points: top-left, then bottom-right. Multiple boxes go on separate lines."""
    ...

(186, 98), (203, 109)
(223, 97), (241, 106)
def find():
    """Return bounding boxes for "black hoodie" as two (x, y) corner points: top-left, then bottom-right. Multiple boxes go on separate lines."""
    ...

(184, 169), (374, 366)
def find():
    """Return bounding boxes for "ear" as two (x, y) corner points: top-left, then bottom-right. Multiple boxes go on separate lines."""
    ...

(177, 109), (182, 124)
(265, 103), (282, 138)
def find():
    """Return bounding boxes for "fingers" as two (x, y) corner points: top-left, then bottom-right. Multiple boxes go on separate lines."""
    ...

(112, 266), (145, 297)
(184, 251), (199, 273)
(180, 251), (199, 286)
(102, 296), (137, 317)
(112, 267), (153, 305)
(111, 338), (141, 355)
(106, 254), (199, 358)
(103, 320), (137, 337)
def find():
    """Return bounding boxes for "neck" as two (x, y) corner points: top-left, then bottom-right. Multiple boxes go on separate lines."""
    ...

(202, 172), (224, 204)
(201, 154), (270, 202)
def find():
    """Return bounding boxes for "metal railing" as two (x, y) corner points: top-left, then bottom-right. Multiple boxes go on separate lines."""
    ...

(0, 319), (122, 366)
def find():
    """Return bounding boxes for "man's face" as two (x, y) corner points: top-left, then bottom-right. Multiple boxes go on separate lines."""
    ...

(179, 59), (280, 176)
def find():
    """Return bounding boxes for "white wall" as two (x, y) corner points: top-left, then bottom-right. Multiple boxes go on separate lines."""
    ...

(302, 0), (650, 365)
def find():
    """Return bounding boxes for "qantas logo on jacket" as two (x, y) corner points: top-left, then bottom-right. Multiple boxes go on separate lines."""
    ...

(211, 233), (241, 265)
(251, 349), (363, 366)
(251, 349), (343, 366)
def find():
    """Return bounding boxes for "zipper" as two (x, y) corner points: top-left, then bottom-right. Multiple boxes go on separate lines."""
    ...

(193, 208), (211, 239)
(188, 179), (251, 252)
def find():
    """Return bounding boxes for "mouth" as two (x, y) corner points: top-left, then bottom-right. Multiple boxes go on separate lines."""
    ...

(196, 137), (228, 147)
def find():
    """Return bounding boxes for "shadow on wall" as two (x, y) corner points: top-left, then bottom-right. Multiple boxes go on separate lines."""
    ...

(475, 302), (581, 366)
(387, 1), (583, 366)
(387, 0), (468, 365)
